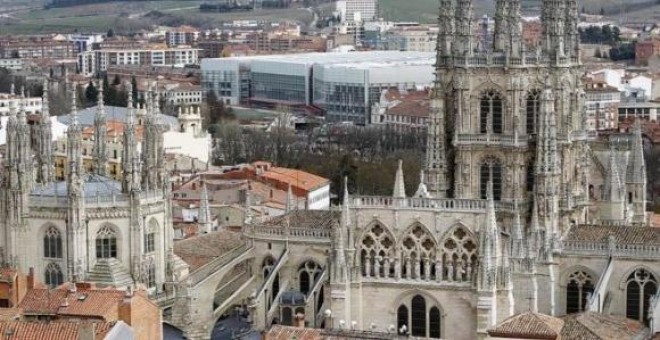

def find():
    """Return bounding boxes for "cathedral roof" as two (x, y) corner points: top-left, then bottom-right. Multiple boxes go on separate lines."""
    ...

(0, 321), (115, 340)
(565, 225), (660, 246)
(488, 311), (563, 339)
(559, 312), (649, 340)
(256, 210), (340, 230)
(57, 105), (177, 129)
(489, 311), (649, 340)
(31, 174), (123, 198)
(173, 230), (242, 271)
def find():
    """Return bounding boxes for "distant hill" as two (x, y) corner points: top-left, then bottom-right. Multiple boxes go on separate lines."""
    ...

(46, 0), (197, 8)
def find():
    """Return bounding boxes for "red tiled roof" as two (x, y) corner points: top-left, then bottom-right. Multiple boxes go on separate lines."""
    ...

(173, 230), (243, 271)
(0, 321), (113, 340)
(488, 311), (562, 339)
(19, 287), (125, 319)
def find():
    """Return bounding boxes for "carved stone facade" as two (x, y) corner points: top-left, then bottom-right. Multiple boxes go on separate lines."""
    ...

(0, 82), (187, 294)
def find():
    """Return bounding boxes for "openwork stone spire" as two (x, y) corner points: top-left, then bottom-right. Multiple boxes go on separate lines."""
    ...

(94, 80), (108, 176)
(198, 182), (212, 233)
(37, 79), (54, 183)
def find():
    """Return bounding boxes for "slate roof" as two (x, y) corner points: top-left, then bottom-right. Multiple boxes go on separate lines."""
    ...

(564, 224), (660, 245)
(57, 105), (177, 129)
(0, 321), (113, 340)
(256, 210), (340, 230)
(31, 174), (123, 198)
(173, 230), (243, 271)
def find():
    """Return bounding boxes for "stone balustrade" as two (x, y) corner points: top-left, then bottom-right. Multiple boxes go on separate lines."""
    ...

(562, 241), (660, 258)
(352, 196), (526, 214)
(28, 189), (165, 208)
(247, 226), (332, 242)
(454, 133), (528, 147)
(438, 52), (579, 68)
(360, 254), (477, 285)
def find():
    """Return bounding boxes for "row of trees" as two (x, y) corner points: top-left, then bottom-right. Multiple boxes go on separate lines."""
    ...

(212, 119), (426, 201)
(579, 25), (621, 45)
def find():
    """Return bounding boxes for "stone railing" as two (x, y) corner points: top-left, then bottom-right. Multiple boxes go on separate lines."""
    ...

(29, 189), (165, 208)
(454, 133), (529, 147)
(352, 196), (526, 214)
(562, 241), (660, 258)
(437, 52), (578, 68)
(190, 244), (250, 286)
(247, 226), (332, 242)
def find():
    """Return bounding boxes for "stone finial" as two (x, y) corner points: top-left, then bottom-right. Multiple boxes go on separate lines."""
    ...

(393, 159), (406, 198)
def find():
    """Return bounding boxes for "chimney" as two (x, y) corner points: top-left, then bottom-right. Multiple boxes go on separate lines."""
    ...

(27, 267), (35, 289)
(78, 322), (96, 340)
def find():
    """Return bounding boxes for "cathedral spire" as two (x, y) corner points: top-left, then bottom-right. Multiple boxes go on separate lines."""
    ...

(436, 0), (456, 58)
(93, 80), (108, 177)
(511, 200), (525, 260)
(37, 79), (53, 183)
(603, 142), (623, 203)
(541, 0), (567, 58)
(564, 0), (580, 57)
(478, 181), (497, 291)
(198, 181), (212, 233)
(123, 81), (140, 193)
(453, 0), (473, 56)
(393, 159), (406, 198)
(414, 170), (431, 198)
(627, 120), (647, 223)
(493, 0), (509, 51)
(507, 0), (523, 56)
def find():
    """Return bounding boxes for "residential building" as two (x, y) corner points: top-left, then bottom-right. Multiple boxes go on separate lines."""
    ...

(636, 38), (660, 65)
(67, 33), (104, 53)
(338, 0), (378, 23)
(370, 88), (430, 131)
(79, 45), (201, 76)
(0, 92), (43, 116)
(0, 58), (24, 71)
(584, 79), (621, 130)
(618, 101), (660, 121)
(166, 26), (201, 47)
(0, 37), (76, 59)
(380, 26), (438, 52)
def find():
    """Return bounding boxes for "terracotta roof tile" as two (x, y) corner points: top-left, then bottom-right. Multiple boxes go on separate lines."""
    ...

(560, 312), (649, 340)
(261, 166), (329, 192)
(173, 230), (242, 271)
(19, 287), (125, 319)
(488, 311), (562, 339)
(256, 210), (339, 230)
(564, 224), (660, 245)
(0, 321), (113, 340)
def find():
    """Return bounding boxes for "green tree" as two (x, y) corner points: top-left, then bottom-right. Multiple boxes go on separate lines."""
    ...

(85, 80), (98, 105)
(131, 76), (139, 105)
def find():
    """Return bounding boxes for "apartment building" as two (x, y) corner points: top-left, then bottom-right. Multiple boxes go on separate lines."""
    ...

(166, 26), (201, 47)
(0, 37), (76, 59)
(584, 79), (621, 131)
(79, 46), (201, 76)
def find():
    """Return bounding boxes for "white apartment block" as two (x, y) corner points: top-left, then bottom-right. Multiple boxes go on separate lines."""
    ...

(0, 94), (43, 116)
(584, 80), (621, 131)
(78, 47), (201, 76)
(0, 58), (24, 71)
(339, 0), (378, 23)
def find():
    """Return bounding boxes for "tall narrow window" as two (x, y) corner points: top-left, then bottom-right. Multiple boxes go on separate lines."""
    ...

(96, 225), (117, 259)
(429, 306), (441, 338)
(526, 90), (541, 134)
(397, 305), (408, 335)
(526, 163), (535, 193)
(480, 158), (503, 200)
(298, 261), (322, 296)
(43, 226), (62, 258)
(480, 91), (504, 134)
(282, 307), (293, 326)
(145, 262), (156, 288)
(45, 262), (64, 288)
(626, 268), (657, 325)
(566, 271), (594, 314)
(411, 295), (427, 337)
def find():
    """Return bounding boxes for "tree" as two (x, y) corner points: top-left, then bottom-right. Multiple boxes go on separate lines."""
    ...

(131, 76), (138, 105)
(112, 74), (121, 86)
(85, 80), (98, 106)
(107, 28), (115, 38)
(600, 7), (604, 15)
(594, 48), (602, 58)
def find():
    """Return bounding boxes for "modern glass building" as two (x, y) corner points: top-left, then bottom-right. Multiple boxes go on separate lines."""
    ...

(201, 51), (434, 123)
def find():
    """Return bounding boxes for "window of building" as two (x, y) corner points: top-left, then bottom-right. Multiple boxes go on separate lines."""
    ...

(95, 225), (117, 259)
(526, 163), (535, 193)
(45, 262), (64, 288)
(526, 90), (541, 134)
(626, 268), (657, 325)
(397, 295), (441, 338)
(566, 270), (594, 314)
(145, 262), (156, 288)
(144, 233), (155, 253)
(480, 157), (503, 200)
(480, 90), (503, 134)
(298, 261), (322, 296)
(43, 226), (62, 258)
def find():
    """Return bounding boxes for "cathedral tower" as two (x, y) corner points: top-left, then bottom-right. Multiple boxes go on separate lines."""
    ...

(93, 81), (108, 177)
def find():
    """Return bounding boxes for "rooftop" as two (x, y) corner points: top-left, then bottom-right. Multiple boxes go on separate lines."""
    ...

(173, 230), (243, 271)
(57, 105), (177, 129)
(31, 174), (123, 198)
(564, 224), (660, 246)
(0, 321), (115, 340)
(256, 210), (339, 230)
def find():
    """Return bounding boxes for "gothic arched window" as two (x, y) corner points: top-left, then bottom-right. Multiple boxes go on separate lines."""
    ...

(397, 295), (441, 338)
(566, 271), (594, 314)
(43, 226), (62, 259)
(480, 157), (503, 200)
(360, 223), (394, 278)
(400, 225), (436, 281)
(480, 90), (503, 134)
(429, 307), (441, 338)
(397, 305), (408, 335)
(526, 89), (541, 134)
(411, 295), (427, 337)
(626, 268), (657, 325)
(96, 225), (117, 259)
(263, 256), (275, 279)
(45, 262), (64, 288)
(298, 261), (322, 296)
(144, 219), (157, 254)
(440, 227), (477, 282)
